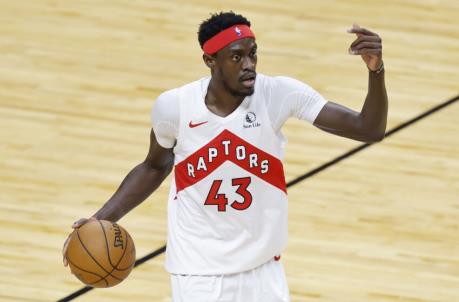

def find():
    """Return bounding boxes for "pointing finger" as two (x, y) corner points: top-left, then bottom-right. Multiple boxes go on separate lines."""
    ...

(347, 25), (377, 36)
(347, 22), (360, 33)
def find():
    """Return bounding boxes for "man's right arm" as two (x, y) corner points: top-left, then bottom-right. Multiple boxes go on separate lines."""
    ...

(91, 128), (174, 222)
(63, 129), (174, 266)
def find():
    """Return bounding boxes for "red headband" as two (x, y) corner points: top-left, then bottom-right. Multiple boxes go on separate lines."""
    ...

(203, 24), (255, 55)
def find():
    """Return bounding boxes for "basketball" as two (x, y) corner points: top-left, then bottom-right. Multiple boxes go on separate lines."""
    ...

(65, 220), (136, 288)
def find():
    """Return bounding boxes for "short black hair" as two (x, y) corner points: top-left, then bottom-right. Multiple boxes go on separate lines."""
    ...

(198, 11), (251, 49)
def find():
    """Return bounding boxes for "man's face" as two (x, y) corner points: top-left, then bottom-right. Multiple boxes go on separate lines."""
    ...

(213, 38), (257, 97)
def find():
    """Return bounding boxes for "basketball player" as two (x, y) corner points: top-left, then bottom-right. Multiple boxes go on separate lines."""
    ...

(63, 11), (387, 301)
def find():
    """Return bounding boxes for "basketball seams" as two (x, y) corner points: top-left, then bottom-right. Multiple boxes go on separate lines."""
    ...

(99, 221), (131, 270)
(90, 279), (109, 288)
(67, 257), (109, 287)
(68, 221), (135, 287)
(85, 223), (134, 286)
(114, 228), (135, 271)
(98, 220), (117, 269)
(76, 228), (123, 281)
(113, 227), (129, 269)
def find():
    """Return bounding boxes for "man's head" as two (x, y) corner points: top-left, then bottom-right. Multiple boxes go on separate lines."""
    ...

(198, 12), (257, 97)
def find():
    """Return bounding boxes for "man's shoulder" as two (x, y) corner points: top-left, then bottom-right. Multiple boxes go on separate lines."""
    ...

(256, 74), (303, 88)
(262, 74), (303, 84)
(157, 87), (179, 101)
(260, 74), (315, 95)
(177, 76), (209, 93)
(158, 76), (209, 101)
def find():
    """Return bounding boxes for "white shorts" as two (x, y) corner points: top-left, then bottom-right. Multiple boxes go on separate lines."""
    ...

(170, 258), (290, 302)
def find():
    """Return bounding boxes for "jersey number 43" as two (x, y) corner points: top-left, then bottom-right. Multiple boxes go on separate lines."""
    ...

(204, 177), (252, 212)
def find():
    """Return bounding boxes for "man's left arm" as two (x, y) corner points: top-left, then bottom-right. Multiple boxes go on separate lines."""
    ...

(313, 24), (388, 143)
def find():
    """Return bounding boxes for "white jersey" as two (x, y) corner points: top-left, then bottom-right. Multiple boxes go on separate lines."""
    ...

(151, 74), (327, 275)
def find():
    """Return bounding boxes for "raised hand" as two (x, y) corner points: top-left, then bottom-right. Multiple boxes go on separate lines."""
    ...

(347, 23), (383, 71)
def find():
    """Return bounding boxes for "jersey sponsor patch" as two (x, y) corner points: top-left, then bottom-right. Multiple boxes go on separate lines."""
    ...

(243, 111), (260, 129)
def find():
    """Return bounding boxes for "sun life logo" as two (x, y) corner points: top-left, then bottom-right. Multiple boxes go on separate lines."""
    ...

(246, 112), (256, 123)
(244, 112), (260, 129)
(235, 26), (242, 36)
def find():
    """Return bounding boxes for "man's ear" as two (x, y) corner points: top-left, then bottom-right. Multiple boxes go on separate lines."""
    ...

(203, 53), (216, 69)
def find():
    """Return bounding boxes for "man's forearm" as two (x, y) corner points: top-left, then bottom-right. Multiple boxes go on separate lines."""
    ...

(313, 69), (388, 143)
(92, 160), (173, 222)
(359, 68), (388, 141)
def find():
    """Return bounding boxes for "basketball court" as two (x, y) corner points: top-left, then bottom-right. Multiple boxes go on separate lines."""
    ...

(0, 0), (458, 301)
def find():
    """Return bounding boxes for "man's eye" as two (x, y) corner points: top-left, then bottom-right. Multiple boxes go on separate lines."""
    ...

(250, 50), (257, 57)
(232, 55), (241, 61)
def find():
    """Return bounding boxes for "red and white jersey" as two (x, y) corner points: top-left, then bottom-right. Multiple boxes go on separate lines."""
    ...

(151, 74), (327, 275)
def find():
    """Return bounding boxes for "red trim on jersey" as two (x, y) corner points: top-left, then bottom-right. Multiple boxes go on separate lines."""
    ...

(175, 129), (286, 193)
(202, 25), (255, 55)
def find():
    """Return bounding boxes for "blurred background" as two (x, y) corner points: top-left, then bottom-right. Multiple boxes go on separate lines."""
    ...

(0, 1), (458, 301)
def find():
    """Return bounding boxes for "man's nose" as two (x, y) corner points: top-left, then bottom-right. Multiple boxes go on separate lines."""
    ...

(242, 56), (255, 70)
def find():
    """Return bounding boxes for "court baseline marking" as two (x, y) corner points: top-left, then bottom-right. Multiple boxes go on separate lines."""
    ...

(58, 94), (459, 302)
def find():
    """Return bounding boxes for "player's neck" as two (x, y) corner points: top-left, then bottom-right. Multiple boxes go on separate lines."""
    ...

(205, 78), (245, 117)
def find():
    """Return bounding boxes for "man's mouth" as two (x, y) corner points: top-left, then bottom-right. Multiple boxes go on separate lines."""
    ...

(240, 74), (256, 88)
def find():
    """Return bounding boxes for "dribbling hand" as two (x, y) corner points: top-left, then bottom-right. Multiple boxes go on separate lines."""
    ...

(62, 217), (96, 266)
(347, 23), (383, 71)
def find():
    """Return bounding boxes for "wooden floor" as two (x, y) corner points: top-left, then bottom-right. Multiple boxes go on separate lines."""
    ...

(0, 0), (458, 301)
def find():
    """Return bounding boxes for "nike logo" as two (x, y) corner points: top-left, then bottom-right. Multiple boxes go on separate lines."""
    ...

(189, 121), (208, 128)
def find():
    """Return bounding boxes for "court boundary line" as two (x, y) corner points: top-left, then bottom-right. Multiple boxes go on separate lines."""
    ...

(287, 94), (459, 186)
(57, 94), (459, 302)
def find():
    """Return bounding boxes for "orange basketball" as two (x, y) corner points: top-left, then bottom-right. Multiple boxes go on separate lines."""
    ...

(65, 220), (136, 288)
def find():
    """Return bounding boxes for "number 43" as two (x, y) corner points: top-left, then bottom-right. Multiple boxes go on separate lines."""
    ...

(204, 177), (252, 212)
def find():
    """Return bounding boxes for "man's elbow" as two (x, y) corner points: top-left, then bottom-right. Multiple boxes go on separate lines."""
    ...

(364, 130), (386, 143)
